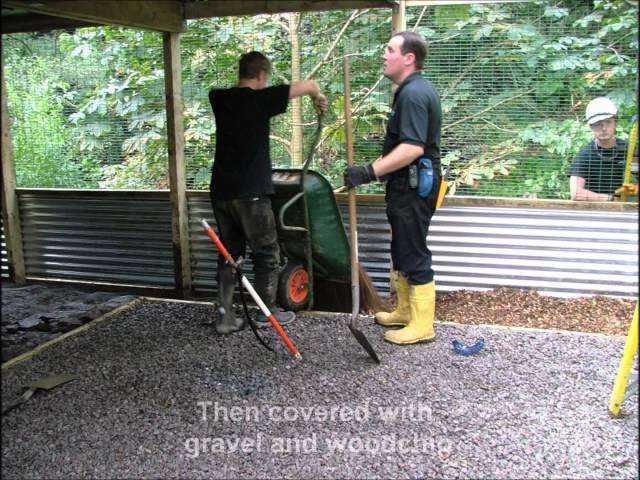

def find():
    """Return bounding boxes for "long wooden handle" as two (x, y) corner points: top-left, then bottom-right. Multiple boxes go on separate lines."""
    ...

(343, 57), (360, 314)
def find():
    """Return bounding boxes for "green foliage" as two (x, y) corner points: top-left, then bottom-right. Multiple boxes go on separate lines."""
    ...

(4, 48), (102, 188)
(443, 140), (521, 195)
(58, 27), (169, 188)
(2, 0), (637, 198)
(416, 0), (637, 197)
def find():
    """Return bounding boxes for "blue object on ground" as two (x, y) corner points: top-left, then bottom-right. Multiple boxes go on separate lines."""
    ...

(452, 337), (485, 356)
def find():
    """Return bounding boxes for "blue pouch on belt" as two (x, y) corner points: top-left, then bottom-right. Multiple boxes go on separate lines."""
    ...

(418, 157), (433, 198)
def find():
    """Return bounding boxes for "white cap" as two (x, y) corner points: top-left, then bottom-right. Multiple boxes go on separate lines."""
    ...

(585, 97), (617, 125)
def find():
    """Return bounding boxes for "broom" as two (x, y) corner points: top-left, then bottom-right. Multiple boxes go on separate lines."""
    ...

(330, 183), (388, 315)
(358, 268), (388, 314)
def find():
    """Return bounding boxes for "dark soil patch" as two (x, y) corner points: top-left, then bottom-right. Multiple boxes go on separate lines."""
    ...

(1, 281), (137, 362)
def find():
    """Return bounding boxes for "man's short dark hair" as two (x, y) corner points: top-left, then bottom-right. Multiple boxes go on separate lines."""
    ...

(239, 51), (271, 79)
(392, 31), (427, 70)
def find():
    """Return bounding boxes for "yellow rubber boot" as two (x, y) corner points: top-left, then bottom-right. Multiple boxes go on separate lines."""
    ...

(375, 271), (410, 327)
(384, 281), (436, 345)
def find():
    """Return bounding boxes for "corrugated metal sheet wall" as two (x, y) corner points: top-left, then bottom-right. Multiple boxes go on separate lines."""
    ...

(17, 191), (175, 287)
(334, 200), (639, 298)
(3, 191), (638, 299)
(188, 196), (221, 292)
(428, 205), (638, 298)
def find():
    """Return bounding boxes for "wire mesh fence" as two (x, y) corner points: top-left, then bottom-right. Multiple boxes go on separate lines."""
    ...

(4, 29), (168, 189)
(2, 1), (637, 200)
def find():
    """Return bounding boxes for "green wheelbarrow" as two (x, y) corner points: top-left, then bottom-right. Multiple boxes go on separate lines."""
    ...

(270, 114), (368, 314)
(269, 113), (381, 363)
(269, 116), (384, 316)
(271, 163), (351, 312)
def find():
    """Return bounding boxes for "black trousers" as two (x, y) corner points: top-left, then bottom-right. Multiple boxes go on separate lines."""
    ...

(385, 171), (438, 285)
(210, 195), (280, 301)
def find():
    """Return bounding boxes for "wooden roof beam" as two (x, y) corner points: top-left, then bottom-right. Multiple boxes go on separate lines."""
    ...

(185, 0), (393, 19)
(2, 13), (99, 34)
(2, 0), (186, 33)
(405, 0), (529, 5)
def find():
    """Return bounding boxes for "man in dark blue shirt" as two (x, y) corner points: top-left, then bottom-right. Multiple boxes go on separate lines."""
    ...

(344, 32), (442, 345)
(209, 51), (327, 334)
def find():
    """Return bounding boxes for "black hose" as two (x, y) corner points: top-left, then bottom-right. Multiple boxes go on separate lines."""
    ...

(302, 112), (324, 174)
(236, 269), (274, 353)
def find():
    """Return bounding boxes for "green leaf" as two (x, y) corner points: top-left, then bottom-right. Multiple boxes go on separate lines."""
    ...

(473, 25), (494, 41)
(507, 24), (538, 41)
(543, 7), (569, 19)
(549, 55), (582, 70)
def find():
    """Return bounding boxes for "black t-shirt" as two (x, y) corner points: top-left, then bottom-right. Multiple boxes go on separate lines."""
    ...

(209, 84), (290, 200)
(383, 71), (442, 172)
(567, 139), (627, 194)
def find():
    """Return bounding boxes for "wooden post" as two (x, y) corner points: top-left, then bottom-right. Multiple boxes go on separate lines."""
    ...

(391, 0), (407, 34)
(390, 0), (406, 98)
(1, 46), (26, 284)
(163, 32), (192, 297)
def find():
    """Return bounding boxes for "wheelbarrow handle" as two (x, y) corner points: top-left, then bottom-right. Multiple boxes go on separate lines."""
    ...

(278, 192), (308, 233)
(302, 113), (324, 174)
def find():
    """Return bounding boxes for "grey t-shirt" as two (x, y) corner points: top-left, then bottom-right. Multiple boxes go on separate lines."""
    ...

(567, 138), (627, 194)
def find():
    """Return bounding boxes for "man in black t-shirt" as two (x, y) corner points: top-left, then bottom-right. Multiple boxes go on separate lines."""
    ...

(343, 32), (442, 346)
(568, 97), (628, 201)
(209, 51), (327, 334)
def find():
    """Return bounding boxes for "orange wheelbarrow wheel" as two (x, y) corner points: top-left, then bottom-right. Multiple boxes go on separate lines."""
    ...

(278, 262), (310, 312)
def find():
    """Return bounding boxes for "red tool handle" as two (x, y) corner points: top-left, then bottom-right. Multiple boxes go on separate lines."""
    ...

(202, 219), (235, 266)
(200, 219), (302, 360)
(239, 275), (302, 359)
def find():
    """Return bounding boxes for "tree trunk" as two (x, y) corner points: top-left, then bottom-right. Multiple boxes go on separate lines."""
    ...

(289, 12), (303, 166)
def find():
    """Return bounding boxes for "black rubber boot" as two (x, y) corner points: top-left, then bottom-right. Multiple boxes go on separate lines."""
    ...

(254, 269), (295, 328)
(215, 265), (244, 335)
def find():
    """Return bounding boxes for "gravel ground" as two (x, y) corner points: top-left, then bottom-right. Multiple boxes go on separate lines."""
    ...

(3, 282), (636, 365)
(1, 299), (638, 479)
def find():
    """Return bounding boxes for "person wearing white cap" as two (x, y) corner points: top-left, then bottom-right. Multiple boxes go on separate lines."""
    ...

(568, 96), (628, 201)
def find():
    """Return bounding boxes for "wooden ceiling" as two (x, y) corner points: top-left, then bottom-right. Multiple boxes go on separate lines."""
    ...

(2, 0), (395, 34)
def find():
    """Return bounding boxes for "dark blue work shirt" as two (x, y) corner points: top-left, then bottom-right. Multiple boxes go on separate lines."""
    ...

(383, 72), (442, 172)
